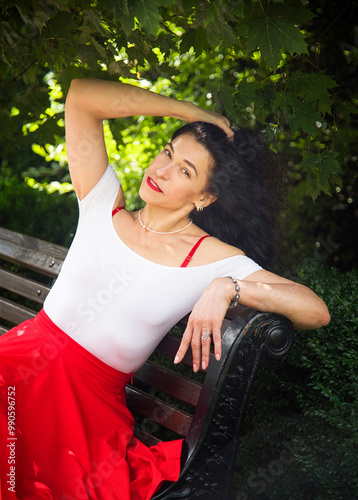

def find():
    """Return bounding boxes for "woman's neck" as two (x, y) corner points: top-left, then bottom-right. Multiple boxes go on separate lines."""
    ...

(138, 205), (192, 234)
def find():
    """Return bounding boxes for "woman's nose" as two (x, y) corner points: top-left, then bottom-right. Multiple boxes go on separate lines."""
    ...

(156, 162), (172, 179)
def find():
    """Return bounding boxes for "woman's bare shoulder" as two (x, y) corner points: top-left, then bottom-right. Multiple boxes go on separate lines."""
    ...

(207, 236), (245, 257)
(194, 235), (245, 265)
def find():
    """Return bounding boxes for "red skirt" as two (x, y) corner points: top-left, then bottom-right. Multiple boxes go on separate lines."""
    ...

(0, 310), (183, 500)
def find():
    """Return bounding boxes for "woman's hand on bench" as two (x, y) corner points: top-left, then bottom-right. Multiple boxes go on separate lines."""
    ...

(174, 278), (234, 372)
(173, 269), (331, 372)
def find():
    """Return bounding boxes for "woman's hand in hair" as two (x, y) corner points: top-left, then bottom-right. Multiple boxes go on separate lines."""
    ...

(174, 278), (235, 372)
(182, 101), (234, 140)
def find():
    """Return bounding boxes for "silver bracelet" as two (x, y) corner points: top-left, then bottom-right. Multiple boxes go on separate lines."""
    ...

(225, 276), (240, 307)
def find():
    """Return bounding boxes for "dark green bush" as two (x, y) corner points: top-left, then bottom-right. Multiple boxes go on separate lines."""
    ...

(0, 172), (77, 247)
(233, 261), (358, 500)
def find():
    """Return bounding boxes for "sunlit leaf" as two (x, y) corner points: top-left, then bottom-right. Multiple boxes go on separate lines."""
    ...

(128, 0), (177, 35)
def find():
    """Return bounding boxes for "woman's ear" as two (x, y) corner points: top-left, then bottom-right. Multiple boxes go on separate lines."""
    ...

(200, 192), (217, 209)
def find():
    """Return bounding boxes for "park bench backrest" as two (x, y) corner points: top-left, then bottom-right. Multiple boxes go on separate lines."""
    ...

(0, 226), (294, 499)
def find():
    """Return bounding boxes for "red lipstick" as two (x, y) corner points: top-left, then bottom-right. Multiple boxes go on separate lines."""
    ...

(147, 176), (163, 193)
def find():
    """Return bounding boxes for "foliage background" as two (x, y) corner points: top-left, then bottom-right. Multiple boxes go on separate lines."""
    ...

(0, 0), (357, 498)
(1, 0), (357, 269)
(234, 261), (358, 499)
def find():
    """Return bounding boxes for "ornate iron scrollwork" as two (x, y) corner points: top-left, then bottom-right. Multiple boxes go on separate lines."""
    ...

(154, 312), (294, 499)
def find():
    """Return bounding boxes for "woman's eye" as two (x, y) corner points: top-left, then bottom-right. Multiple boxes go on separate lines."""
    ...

(163, 148), (189, 177)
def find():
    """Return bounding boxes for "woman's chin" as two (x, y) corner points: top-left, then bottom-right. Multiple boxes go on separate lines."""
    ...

(138, 185), (162, 206)
(138, 185), (147, 202)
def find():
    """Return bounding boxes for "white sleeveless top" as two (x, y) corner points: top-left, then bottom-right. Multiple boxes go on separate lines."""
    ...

(44, 165), (263, 373)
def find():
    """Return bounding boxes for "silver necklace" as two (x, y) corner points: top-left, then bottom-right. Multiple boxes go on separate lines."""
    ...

(138, 209), (193, 235)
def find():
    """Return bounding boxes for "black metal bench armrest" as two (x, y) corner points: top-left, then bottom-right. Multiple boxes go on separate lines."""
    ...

(153, 307), (294, 499)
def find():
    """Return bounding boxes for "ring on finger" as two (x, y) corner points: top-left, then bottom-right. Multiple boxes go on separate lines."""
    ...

(201, 332), (211, 342)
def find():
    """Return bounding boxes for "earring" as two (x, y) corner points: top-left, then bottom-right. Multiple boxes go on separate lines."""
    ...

(196, 205), (204, 212)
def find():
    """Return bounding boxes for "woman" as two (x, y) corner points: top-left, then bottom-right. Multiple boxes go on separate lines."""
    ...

(0, 79), (330, 500)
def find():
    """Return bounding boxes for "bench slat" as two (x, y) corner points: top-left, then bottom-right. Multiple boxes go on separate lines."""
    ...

(126, 386), (192, 436)
(0, 227), (68, 260)
(0, 268), (50, 304)
(0, 239), (63, 278)
(155, 334), (185, 359)
(0, 297), (36, 326)
(135, 362), (202, 407)
(133, 428), (160, 447)
(156, 334), (214, 368)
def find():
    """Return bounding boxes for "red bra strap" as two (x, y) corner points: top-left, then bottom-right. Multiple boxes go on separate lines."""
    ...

(180, 235), (210, 268)
(112, 206), (126, 217)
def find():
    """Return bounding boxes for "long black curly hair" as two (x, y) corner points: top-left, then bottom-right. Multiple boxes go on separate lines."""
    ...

(171, 122), (285, 271)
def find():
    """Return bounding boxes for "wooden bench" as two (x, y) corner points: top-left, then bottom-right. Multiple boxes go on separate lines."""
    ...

(0, 226), (294, 499)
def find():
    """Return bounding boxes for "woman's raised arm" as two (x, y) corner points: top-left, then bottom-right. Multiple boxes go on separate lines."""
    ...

(65, 79), (233, 200)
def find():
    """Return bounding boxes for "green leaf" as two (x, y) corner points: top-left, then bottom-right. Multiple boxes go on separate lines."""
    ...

(203, 2), (219, 28)
(288, 101), (322, 135)
(122, 0), (130, 17)
(107, 60), (124, 75)
(246, 4), (314, 68)
(43, 11), (75, 39)
(90, 37), (108, 60)
(204, 3), (219, 28)
(228, 0), (245, 19)
(22, 64), (37, 85)
(119, 15), (134, 37)
(234, 79), (261, 111)
(156, 32), (177, 56)
(76, 26), (96, 45)
(317, 150), (342, 184)
(129, 0), (176, 35)
(298, 150), (342, 200)
(217, 83), (237, 117)
(287, 72), (337, 115)
(180, 26), (208, 55)
(335, 101), (358, 124)
(14, 4), (34, 26)
(254, 81), (276, 122)
(305, 73), (337, 100)
(274, 92), (322, 135)
(206, 17), (238, 48)
(83, 9), (111, 37)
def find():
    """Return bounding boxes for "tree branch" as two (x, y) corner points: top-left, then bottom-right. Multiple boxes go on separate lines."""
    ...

(0, 59), (38, 93)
